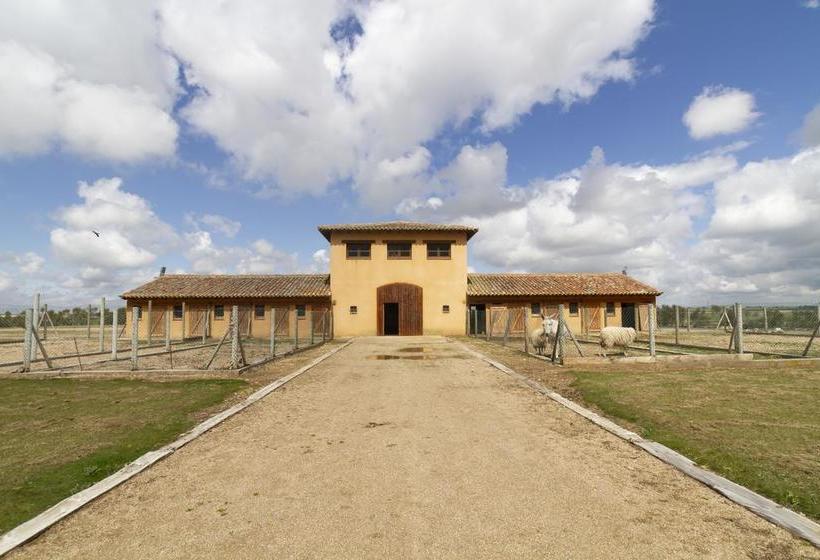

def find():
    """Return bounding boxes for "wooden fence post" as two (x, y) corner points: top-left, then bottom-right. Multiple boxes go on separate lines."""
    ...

(763, 307), (768, 332)
(674, 305), (680, 346)
(554, 304), (565, 364)
(309, 307), (314, 346)
(146, 300), (153, 345)
(270, 307), (276, 357)
(87, 304), (92, 339)
(98, 297), (106, 352)
(686, 307), (691, 332)
(165, 309), (171, 352)
(648, 303), (657, 358)
(735, 303), (744, 354)
(503, 308), (512, 346)
(130, 307), (139, 370)
(230, 305), (240, 368)
(42, 303), (48, 341)
(23, 309), (32, 372)
(294, 307), (299, 350)
(111, 306), (119, 360)
(31, 293), (40, 361)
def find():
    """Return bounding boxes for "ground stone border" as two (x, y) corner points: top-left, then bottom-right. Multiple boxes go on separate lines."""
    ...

(455, 340), (820, 549)
(0, 340), (352, 557)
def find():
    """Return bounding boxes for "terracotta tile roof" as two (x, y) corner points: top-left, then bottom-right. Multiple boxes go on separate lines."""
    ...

(122, 274), (331, 299)
(318, 221), (478, 241)
(467, 273), (661, 297)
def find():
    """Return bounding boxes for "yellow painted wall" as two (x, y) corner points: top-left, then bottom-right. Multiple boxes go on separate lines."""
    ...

(329, 231), (468, 336)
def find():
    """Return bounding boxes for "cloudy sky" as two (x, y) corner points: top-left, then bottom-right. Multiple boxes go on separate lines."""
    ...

(1, 0), (819, 307)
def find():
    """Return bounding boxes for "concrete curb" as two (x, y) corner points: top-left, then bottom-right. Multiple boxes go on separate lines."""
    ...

(455, 341), (820, 549)
(0, 340), (352, 557)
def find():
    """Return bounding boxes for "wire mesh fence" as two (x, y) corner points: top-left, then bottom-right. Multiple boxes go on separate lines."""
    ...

(655, 304), (820, 358)
(470, 300), (820, 362)
(1, 296), (333, 374)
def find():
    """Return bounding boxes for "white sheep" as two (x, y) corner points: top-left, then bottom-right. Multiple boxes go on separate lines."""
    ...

(530, 315), (558, 355)
(598, 326), (637, 357)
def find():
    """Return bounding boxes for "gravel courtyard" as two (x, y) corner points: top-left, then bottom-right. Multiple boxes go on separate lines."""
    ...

(11, 336), (818, 559)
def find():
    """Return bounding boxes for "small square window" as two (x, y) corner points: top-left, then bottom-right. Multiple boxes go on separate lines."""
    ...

(350, 305), (358, 315)
(531, 303), (541, 316)
(427, 241), (451, 259)
(214, 305), (225, 319)
(346, 242), (371, 258)
(606, 302), (616, 316)
(254, 304), (265, 319)
(569, 302), (579, 316)
(387, 241), (412, 259)
(173, 304), (183, 319)
(296, 305), (306, 317)
(442, 305), (450, 313)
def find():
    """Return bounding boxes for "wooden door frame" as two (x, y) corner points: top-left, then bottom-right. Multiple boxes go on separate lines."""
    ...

(376, 283), (423, 336)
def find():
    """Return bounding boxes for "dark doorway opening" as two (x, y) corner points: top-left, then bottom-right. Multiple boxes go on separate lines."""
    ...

(621, 303), (636, 329)
(469, 304), (486, 335)
(383, 303), (399, 335)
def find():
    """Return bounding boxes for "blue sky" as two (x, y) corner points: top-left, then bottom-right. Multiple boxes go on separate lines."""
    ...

(1, 0), (819, 306)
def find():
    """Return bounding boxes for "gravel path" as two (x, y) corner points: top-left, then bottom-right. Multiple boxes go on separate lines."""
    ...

(11, 336), (818, 559)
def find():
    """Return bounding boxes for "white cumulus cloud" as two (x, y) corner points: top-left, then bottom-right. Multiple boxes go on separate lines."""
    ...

(683, 86), (761, 140)
(798, 104), (820, 147)
(0, 1), (178, 162)
(159, 0), (654, 198)
(50, 177), (179, 269)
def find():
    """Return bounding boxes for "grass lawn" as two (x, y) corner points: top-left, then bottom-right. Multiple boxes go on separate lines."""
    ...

(0, 377), (246, 534)
(571, 365), (820, 522)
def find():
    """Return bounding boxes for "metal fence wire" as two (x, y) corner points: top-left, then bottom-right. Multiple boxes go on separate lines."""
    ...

(1, 296), (333, 374)
(471, 301), (820, 362)
(654, 304), (820, 358)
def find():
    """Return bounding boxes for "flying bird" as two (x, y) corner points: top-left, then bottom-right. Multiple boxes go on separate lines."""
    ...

(92, 230), (100, 237)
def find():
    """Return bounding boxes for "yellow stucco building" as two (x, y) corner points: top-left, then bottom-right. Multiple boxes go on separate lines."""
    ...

(122, 221), (661, 339)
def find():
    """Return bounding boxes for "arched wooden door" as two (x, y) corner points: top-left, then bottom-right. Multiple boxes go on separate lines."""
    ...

(377, 283), (423, 336)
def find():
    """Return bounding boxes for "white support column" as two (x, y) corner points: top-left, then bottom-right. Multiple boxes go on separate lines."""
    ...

(98, 297), (106, 352)
(130, 307), (139, 370)
(648, 303), (657, 358)
(111, 307), (119, 360)
(30, 293), (40, 361)
(23, 308), (33, 372)
(763, 307), (768, 332)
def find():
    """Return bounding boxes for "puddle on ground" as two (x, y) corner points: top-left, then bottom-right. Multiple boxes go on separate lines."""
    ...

(366, 354), (466, 360)
(398, 347), (430, 353)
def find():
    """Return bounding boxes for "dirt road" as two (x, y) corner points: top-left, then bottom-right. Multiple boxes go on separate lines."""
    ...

(11, 337), (818, 559)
